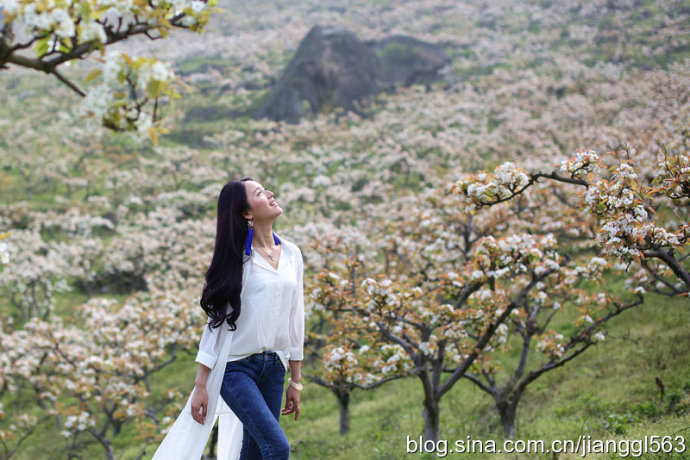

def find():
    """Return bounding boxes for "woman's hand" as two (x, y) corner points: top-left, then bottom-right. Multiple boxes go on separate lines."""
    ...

(281, 385), (300, 420)
(190, 385), (209, 424)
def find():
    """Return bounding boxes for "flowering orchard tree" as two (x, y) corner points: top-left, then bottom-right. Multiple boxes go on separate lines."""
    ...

(459, 262), (645, 438)
(0, 165), (217, 456)
(310, 236), (564, 441)
(451, 146), (690, 295)
(0, 0), (215, 134)
(0, 285), (200, 459)
(0, 401), (43, 460)
(0, 229), (74, 320)
(443, 144), (688, 437)
(306, 178), (661, 441)
(0, 184), (216, 317)
(306, 189), (569, 441)
(306, 343), (413, 435)
(305, 253), (414, 435)
(0, 117), (67, 200)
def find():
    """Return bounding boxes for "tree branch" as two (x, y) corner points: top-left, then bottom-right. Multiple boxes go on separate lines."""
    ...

(642, 247), (690, 291)
(515, 295), (644, 395)
(462, 372), (494, 394)
(52, 68), (86, 97)
(513, 330), (532, 384)
(454, 281), (483, 310)
(641, 259), (684, 296)
(438, 260), (566, 399)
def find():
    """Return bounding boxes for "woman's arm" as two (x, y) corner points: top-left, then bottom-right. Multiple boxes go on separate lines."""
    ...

(282, 360), (302, 420)
(191, 320), (219, 425)
(283, 245), (305, 420)
(196, 321), (222, 370)
(191, 314), (226, 424)
(288, 247), (305, 361)
(190, 363), (211, 424)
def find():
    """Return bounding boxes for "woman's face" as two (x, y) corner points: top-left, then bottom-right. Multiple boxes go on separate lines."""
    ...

(243, 180), (282, 223)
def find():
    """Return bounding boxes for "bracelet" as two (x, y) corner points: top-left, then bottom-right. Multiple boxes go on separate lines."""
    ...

(288, 377), (303, 391)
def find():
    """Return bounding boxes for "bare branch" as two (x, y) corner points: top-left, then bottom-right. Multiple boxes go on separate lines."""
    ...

(642, 247), (690, 291)
(462, 372), (494, 394)
(641, 259), (685, 296)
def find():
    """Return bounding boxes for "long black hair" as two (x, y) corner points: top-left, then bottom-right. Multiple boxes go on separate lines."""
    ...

(200, 178), (253, 330)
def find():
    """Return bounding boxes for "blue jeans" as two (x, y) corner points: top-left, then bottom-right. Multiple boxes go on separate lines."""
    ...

(220, 352), (289, 460)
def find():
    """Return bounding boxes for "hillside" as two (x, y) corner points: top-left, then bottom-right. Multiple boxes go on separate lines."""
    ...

(0, 0), (688, 459)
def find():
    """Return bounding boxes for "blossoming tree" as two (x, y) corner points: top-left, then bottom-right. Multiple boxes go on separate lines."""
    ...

(305, 184), (650, 441)
(0, 0), (215, 134)
(0, 285), (200, 459)
(451, 146), (689, 295)
(305, 252), (415, 435)
(445, 139), (688, 437)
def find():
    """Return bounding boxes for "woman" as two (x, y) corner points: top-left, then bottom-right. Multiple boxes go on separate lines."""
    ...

(153, 178), (304, 460)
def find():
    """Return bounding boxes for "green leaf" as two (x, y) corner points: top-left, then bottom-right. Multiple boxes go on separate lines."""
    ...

(36, 37), (50, 58)
(148, 127), (158, 145)
(148, 80), (161, 98)
(80, 3), (91, 20)
(85, 69), (103, 83)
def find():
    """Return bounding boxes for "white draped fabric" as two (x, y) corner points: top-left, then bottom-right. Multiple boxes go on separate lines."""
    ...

(152, 323), (243, 460)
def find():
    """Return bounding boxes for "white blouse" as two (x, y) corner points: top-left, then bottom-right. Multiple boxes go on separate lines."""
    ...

(195, 236), (305, 371)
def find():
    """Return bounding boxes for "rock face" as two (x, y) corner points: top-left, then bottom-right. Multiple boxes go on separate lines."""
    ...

(254, 26), (379, 123)
(374, 35), (451, 89)
(254, 26), (450, 123)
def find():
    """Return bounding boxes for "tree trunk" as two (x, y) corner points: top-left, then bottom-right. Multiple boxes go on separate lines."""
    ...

(103, 443), (115, 460)
(422, 393), (440, 441)
(112, 419), (122, 436)
(418, 368), (441, 441)
(88, 428), (115, 460)
(334, 388), (350, 435)
(496, 398), (517, 439)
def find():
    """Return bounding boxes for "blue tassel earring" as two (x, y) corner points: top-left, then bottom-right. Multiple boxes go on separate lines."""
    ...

(245, 220), (254, 256)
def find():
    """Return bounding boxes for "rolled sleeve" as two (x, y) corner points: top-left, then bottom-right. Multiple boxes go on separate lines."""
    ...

(195, 319), (221, 370)
(288, 248), (305, 361)
(195, 350), (217, 369)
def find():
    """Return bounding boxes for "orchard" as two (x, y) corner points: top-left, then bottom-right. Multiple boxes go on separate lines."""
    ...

(1, 0), (688, 458)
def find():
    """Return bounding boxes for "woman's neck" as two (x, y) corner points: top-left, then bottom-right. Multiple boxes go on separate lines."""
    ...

(252, 222), (275, 248)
